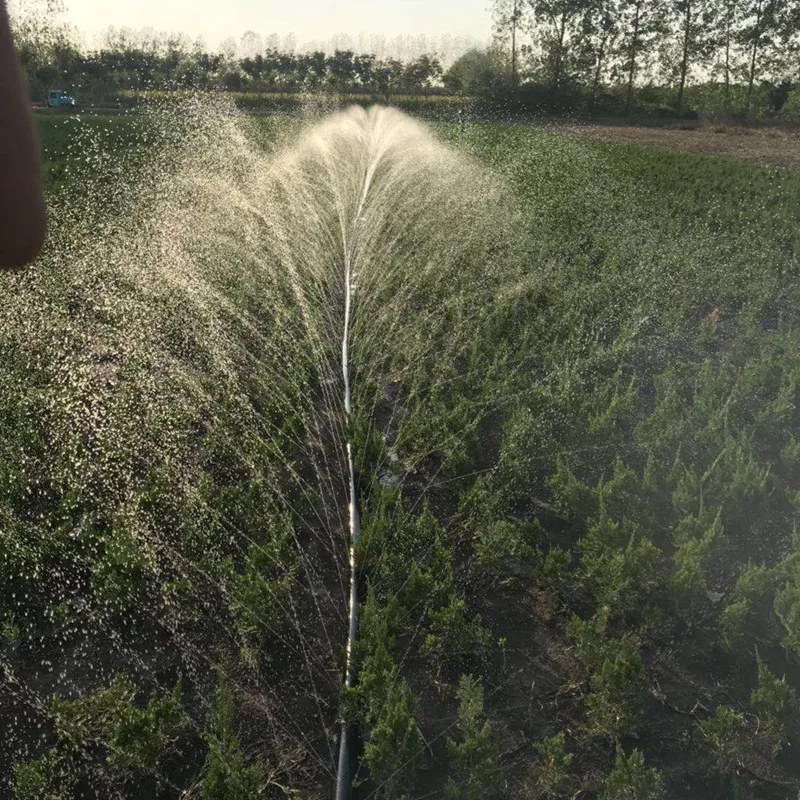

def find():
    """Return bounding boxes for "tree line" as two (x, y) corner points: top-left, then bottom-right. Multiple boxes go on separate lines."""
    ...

(489, 0), (800, 116)
(12, 16), (450, 104)
(11, 0), (800, 117)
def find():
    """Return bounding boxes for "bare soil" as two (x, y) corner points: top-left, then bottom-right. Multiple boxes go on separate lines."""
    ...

(546, 119), (800, 170)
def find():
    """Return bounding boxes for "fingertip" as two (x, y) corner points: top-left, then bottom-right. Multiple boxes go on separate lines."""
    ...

(0, 200), (47, 269)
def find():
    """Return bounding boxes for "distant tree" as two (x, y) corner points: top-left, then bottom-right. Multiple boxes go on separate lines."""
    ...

(528, 0), (591, 92)
(375, 58), (405, 99)
(444, 48), (505, 96)
(327, 49), (357, 90)
(665, 0), (720, 110)
(354, 53), (378, 90)
(583, 0), (622, 102)
(222, 70), (243, 91)
(219, 36), (237, 61)
(282, 32), (297, 53)
(403, 54), (444, 96)
(493, 0), (525, 86)
(239, 30), (263, 59)
(275, 51), (297, 89)
(712, 0), (744, 106)
(296, 50), (328, 90)
(613, 0), (669, 112)
(737, 0), (799, 112)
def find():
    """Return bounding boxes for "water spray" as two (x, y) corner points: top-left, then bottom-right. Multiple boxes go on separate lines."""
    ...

(0, 99), (502, 798)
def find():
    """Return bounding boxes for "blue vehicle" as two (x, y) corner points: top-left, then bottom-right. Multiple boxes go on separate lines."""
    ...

(47, 89), (76, 109)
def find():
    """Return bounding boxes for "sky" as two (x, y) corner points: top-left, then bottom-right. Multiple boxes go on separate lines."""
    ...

(61, 0), (493, 51)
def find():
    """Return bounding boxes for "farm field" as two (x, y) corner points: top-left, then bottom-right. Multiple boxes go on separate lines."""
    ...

(2, 105), (800, 800)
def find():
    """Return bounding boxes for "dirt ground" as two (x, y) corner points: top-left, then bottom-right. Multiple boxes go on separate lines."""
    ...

(546, 119), (800, 170)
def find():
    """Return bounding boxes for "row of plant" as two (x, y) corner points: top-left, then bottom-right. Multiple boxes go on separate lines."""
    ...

(9, 106), (800, 799)
(2, 109), (343, 798)
(335, 121), (800, 797)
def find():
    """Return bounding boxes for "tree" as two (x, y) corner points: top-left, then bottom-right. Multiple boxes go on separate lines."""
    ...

(601, 746), (666, 800)
(613, 0), (669, 112)
(529, 0), (591, 92)
(239, 30), (263, 59)
(444, 48), (505, 96)
(8, 0), (74, 98)
(219, 36), (237, 61)
(494, 0), (525, 86)
(666, 0), (719, 110)
(403, 54), (443, 96)
(583, 0), (622, 102)
(737, 0), (799, 113)
(714, 0), (743, 105)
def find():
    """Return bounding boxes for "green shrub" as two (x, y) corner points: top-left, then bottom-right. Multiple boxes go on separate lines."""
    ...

(535, 546), (572, 597)
(547, 458), (597, 521)
(474, 519), (539, 575)
(445, 675), (504, 800)
(90, 524), (155, 616)
(589, 375), (638, 441)
(12, 754), (70, 800)
(363, 681), (425, 800)
(567, 611), (610, 674)
(422, 594), (491, 674)
(669, 512), (724, 608)
(13, 675), (188, 797)
(498, 407), (538, 498)
(601, 745), (665, 800)
(523, 731), (574, 799)
(775, 570), (800, 657)
(52, 675), (187, 780)
(698, 707), (753, 774)
(2, 615), (22, 663)
(354, 591), (403, 725)
(750, 655), (800, 756)
(720, 561), (788, 647)
(230, 515), (297, 666)
(585, 638), (648, 739)
(720, 600), (751, 648)
(577, 513), (662, 626)
(201, 677), (264, 800)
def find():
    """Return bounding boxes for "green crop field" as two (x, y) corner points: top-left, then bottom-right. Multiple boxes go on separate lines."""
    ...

(2, 106), (800, 800)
